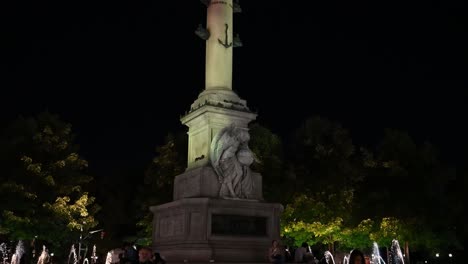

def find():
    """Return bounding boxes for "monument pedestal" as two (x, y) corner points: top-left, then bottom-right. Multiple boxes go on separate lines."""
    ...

(151, 198), (283, 262)
(173, 166), (263, 201)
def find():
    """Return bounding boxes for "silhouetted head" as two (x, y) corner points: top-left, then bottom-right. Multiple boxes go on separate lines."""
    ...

(301, 242), (308, 248)
(272, 240), (279, 247)
(138, 247), (152, 263)
(349, 249), (365, 264)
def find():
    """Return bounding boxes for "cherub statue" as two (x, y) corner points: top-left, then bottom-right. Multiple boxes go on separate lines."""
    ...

(210, 125), (255, 199)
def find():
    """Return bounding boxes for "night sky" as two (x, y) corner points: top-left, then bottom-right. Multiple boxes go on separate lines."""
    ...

(1, 1), (466, 178)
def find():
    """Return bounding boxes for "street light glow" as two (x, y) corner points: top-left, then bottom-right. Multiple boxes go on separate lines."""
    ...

(435, 253), (439, 257)
(449, 253), (453, 257)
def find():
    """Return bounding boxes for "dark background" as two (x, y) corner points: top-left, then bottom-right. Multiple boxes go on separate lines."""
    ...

(1, 1), (466, 182)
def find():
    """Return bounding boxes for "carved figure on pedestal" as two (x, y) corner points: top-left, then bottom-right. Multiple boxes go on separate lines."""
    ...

(210, 125), (255, 199)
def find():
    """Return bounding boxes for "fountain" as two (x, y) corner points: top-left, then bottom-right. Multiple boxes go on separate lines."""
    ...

(343, 254), (349, 264)
(68, 245), (78, 264)
(323, 251), (335, 264)
(372, 242), (386, 264)
(0, 243), (8, 264)
(389, 240), (404, 264)
(37, 245), (50, 264)
(10, 241), (24, 264)
(91, 245), (97, 264)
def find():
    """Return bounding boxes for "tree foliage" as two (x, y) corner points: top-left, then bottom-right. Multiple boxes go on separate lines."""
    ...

(339, 219), (374, 250)
(280, 118), (461, 253)
(0, 112), (99, 251)
(288, 116), (365, 194)
(248, 123), (286, 202)
(134, 132), (187, 244)
(281, 116), (370, 252)
(281, 191), (365, 250)
(354, 129), (461, 250)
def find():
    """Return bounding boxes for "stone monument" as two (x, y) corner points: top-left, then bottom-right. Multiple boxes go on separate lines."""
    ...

(150, 1), (283, 262)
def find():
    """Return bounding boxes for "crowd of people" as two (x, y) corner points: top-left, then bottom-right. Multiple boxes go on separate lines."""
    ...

(269, 240), (367, 264)
(114, 240), (367, 264)
(113, 243), (166, 264)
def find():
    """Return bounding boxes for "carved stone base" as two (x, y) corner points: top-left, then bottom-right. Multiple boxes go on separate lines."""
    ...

(181, 90), (257, 170)
(150, 198), (283, 263)
(173, 166), (263, 201)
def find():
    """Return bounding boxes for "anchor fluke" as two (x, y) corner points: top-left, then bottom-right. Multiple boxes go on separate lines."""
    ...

(218, 23), (233, 48)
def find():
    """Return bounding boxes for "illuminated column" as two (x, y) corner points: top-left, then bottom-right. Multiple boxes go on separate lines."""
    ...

(183, 0), (249, 170)
(205, 0), (233, 90)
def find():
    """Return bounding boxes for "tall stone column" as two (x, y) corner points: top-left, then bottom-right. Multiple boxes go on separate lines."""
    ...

(183, 0), (249, 170)
(205, 0), (233, 90)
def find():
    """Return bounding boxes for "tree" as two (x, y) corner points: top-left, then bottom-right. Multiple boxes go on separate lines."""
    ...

(134, 132), (187, 244)
(339, 219), (374, 250)
(0, 112), (99, 255)
(248, 123), (286, 202)
(354, 129), (461, 254)
(282, 116), (368, 253)
(282, 193), (347, 248)
(288, 116), (365, 195)
(94, 166), (140, 248)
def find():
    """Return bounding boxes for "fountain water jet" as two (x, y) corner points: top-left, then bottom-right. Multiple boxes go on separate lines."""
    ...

(37, 245), (50, 264)
(68, 245), (78, 264)
(389, 240), (404, 264)
(10, 241), (24, 264)
(0, 243), (8, 264)
(91, 245), (97, 264)
(343, 254), (349, 264)
(323, 251), (335, 264)
(372, 242), (386, 264)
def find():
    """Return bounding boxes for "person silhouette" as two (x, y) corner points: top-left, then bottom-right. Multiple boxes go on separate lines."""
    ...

(349, 249), (365, 264)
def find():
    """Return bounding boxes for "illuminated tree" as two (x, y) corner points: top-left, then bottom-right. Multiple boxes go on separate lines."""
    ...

(282, 116), (368, 253)
(339, 219), (374, 250)
(281, 191), (351, 252)
(0, 112), (99, 252)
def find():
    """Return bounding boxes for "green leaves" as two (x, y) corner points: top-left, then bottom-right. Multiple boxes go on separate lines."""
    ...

(44, 193), (98, 231)
(282, 217), (344, 247)
(0, 112), (99, 252)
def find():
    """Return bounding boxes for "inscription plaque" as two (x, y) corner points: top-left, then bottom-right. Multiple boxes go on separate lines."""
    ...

(160, 214), (185, 237)
(211, 214), (267, 236)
